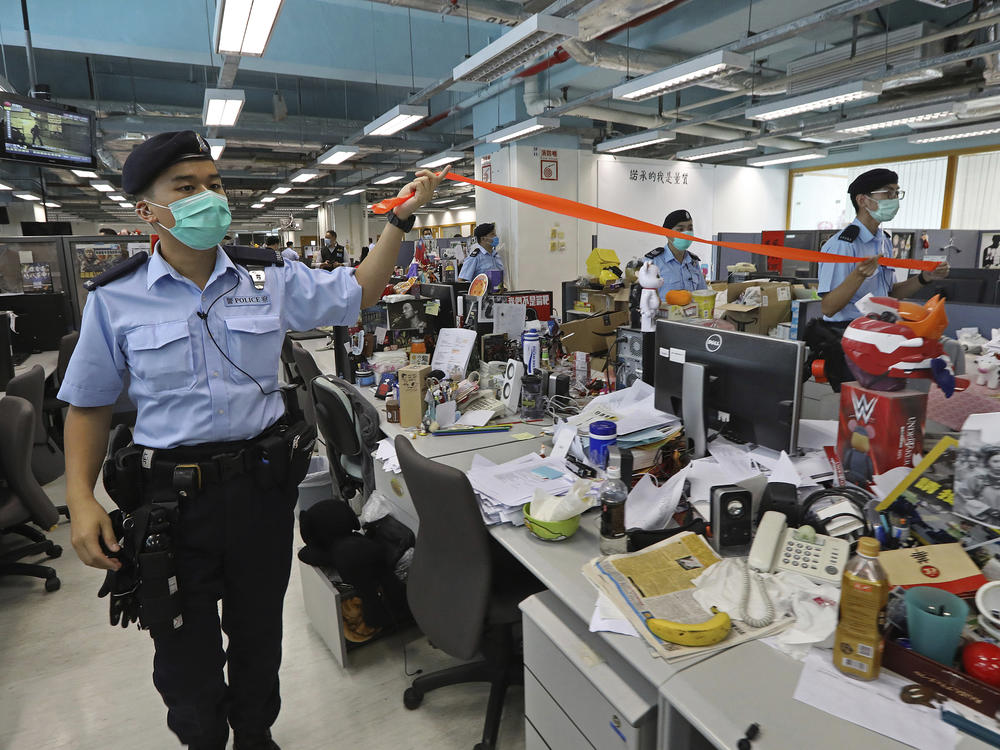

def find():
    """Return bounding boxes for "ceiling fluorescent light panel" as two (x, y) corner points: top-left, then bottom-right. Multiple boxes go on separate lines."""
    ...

(613, 50), (752, 103)
(363, 104), (428, 137)
(452, 14), (579, 84)
(489, 116), (560, 144)
(596, 129), (675, 154)
(318, 145), (360, 165)
(417, 150), (464, 169)
(203, 88), (246, 127)
(674, 139), (756, 161)
(746, 81), (882, 121)
(907, 120), (1000, 144)
(747, 148), (828, 167)
(215, 0), (285, 56)
(834, 103), (965, 133)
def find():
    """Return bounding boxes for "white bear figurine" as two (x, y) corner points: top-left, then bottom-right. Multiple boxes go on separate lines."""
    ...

(638, 261), (663, 333)
(976, 353), (1000, 390)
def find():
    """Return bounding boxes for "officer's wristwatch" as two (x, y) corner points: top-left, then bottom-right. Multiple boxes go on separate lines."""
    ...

(918, 270), (931, 285)
(387, 209), (416, 233)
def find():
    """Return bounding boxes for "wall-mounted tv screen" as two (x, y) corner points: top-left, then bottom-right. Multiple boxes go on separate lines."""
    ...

(0, 94), (95, 169)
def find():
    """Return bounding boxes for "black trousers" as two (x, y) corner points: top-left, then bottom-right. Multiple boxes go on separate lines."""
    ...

(147, 466), (295, 749)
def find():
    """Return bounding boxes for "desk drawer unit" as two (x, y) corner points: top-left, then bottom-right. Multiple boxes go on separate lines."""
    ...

(373, 459), (420, 533)
(522, 591), (657, 750)
(525, 716), (548, 750)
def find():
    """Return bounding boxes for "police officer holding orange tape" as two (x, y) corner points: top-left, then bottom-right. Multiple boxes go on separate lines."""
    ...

(58, 130), (442, 750)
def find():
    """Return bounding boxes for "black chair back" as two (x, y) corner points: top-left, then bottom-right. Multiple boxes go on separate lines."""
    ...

(56, 331), (79, 385)
(290, 342), (322, 426)
(395, 435), (491, 660)
(0, 396), (59, 530)
(5, 365), (47, 446)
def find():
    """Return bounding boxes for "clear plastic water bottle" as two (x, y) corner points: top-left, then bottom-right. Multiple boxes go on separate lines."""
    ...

(522, 328), (540, 374)
(599, 466), (629, 555)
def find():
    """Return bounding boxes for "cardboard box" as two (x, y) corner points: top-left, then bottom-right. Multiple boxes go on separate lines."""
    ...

(586, 287), (630, 314)
(716, 281), (793, 335)
(398, 364), (431, 428)
(837, 383), (927, 487)
(560, 310), (629, 354)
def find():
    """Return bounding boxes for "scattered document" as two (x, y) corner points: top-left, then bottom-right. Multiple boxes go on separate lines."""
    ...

(373, 439), (400, 474)
(458, 410), (493, 427)
(797, 419), (839, 451)
(430, 328), (477, 379)
(625, 468), (689, 531)
(794, 649), (957, 750)
(494, 303), (526, 342)
(435, 400), (457, 428)
(589, 593), (639, 637)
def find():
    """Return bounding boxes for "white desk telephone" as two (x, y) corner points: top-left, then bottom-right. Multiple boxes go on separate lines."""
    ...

(749, 511), (849, 586)
(740, 511), (850, 628)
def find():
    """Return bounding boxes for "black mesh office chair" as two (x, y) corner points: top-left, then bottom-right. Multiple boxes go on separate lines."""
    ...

(394, 435), (542, 750)
(5, 364), (65, 486)
(290, 341), (321, 428)
(42, 330), (79, 450)
(0, 396), (62, 592)
(312, 376), (367, 503)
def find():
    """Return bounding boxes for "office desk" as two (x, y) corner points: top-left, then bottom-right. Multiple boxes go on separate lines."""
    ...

(13, 350), (57, 380)
(368, 393), (991, 749)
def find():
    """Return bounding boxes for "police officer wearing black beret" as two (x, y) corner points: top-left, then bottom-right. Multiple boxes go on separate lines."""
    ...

(644, 209), (707, 300)
(58, 130), (443, 750)
(818, 167), (949, 321)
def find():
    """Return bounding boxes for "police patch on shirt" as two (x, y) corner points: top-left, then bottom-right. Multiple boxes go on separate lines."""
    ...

(224, 294), (271, 306)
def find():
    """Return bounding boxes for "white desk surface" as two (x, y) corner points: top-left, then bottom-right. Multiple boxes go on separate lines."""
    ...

(12, 350), (58, 380)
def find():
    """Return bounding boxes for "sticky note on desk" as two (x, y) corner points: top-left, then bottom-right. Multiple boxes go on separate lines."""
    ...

(512, 432), (535, 441)
(531, 466), (564, 479)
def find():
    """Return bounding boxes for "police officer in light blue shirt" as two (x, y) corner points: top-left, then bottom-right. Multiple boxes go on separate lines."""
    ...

(458, 222), (505, 282)
(819, 167), (949, 322)
(58, 130), (443, 750)
(644, 209), (707, 301)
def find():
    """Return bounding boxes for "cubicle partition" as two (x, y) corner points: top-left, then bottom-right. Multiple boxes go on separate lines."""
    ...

(61, 235), (153, 329)
(0, 235), (76, 354)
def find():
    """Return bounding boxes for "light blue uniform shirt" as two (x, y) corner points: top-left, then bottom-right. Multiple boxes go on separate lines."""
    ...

(58, 244), (362, 449)
(818, 218), (895, 322)
(458, 242), (504, 281)
(648, 247), (707, 301)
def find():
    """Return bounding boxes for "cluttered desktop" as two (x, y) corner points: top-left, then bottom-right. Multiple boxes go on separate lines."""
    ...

(311, 249), (1000, 749)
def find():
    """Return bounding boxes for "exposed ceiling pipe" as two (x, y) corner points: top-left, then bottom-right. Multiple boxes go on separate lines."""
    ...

(517, 46), (571, 78)
(560, 39), (682, 74)
(571, 104), (666, 128)
(584, 0), (693, 43)
(369, 0), (528, 26)
(524, 74), (565, 116)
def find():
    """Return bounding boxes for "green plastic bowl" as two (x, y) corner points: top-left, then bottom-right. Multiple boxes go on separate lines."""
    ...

(523, 503), (581, 541)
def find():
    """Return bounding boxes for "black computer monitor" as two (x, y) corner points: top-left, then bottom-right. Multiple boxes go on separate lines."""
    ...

(911, 268), (1000, 305)
(0, 292), (71, 352)
(21, 221), (72, 236)
(654, 320), (805, 457)
(0, 93), (96, 169)
(418, 282), (457, 327)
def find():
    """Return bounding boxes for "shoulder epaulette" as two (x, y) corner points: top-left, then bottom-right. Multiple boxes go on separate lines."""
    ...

(883, 230), (892, 239)
(645, 247), (665, 259)
(222, 244), (284, 268)
(837, 224), (861, 243)
(689, 252), (701, 263)
(84, 252), (148, 291)
(469, 247), (481, 257)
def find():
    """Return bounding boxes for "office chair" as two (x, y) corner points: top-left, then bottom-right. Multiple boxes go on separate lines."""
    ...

(42, 330), (79, 451)
(281, 334), (303, 387)
(0, 395), (62, 592)
(394, 435), (543, 750)
(5, 364), (65, 486)
(290, 341), (321, 428)
(312, 376), (367, 504)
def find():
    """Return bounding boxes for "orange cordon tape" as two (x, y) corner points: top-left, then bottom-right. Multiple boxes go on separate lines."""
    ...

(370, 171), (939, 272)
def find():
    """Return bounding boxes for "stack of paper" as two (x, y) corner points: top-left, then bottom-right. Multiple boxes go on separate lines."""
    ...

(466, 453), (575, 526)
(567, 381), (678, 440)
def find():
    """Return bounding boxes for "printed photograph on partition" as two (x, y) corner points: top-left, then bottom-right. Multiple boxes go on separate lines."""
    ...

(20, 261), (53, 293)
(979, 232), (1000, 269)
(76, 242), (126, 279)
(890, 232), (914, 260)
(954, 437), (1000, 525)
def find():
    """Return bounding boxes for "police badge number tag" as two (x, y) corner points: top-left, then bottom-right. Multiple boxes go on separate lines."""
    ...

(249, 269), (266, 290)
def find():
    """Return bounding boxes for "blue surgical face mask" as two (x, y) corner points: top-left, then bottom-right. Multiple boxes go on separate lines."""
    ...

(867, 197), (900, 223)
(148, 190), (232, 250)
(491, 236), (500, 249)
(672, 238), (693, 253)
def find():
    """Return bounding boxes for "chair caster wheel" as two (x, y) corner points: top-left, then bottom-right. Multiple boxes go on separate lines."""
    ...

(47, 543), (62, 559)
(45, 576), (61, 592)
(403, 687), (423, 710)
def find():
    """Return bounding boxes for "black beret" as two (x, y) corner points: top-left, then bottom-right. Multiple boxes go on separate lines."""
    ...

(663, 209), (692, 230)
(848, 168), (898, 198)
(474, 222), (496, 240)
(122, 130), (214, 195)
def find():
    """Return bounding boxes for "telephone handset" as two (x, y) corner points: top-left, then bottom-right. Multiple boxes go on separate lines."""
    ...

(749, 511), (849, 585)
(741, 511), (850, 628)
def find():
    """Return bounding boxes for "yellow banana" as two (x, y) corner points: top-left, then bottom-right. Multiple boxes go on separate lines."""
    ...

(645, 607), (732, 647)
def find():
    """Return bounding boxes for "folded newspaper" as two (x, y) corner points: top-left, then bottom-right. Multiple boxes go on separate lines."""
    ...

(582, 532), (792, 662)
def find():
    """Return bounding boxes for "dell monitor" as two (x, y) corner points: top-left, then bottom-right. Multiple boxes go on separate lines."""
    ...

(654, 320), (805, 457)
(911, 268), (999, 305)
(0, 93), (96, 169)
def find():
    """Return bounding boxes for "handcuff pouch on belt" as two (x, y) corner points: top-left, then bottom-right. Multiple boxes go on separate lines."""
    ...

(99, 426), (183, 638)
